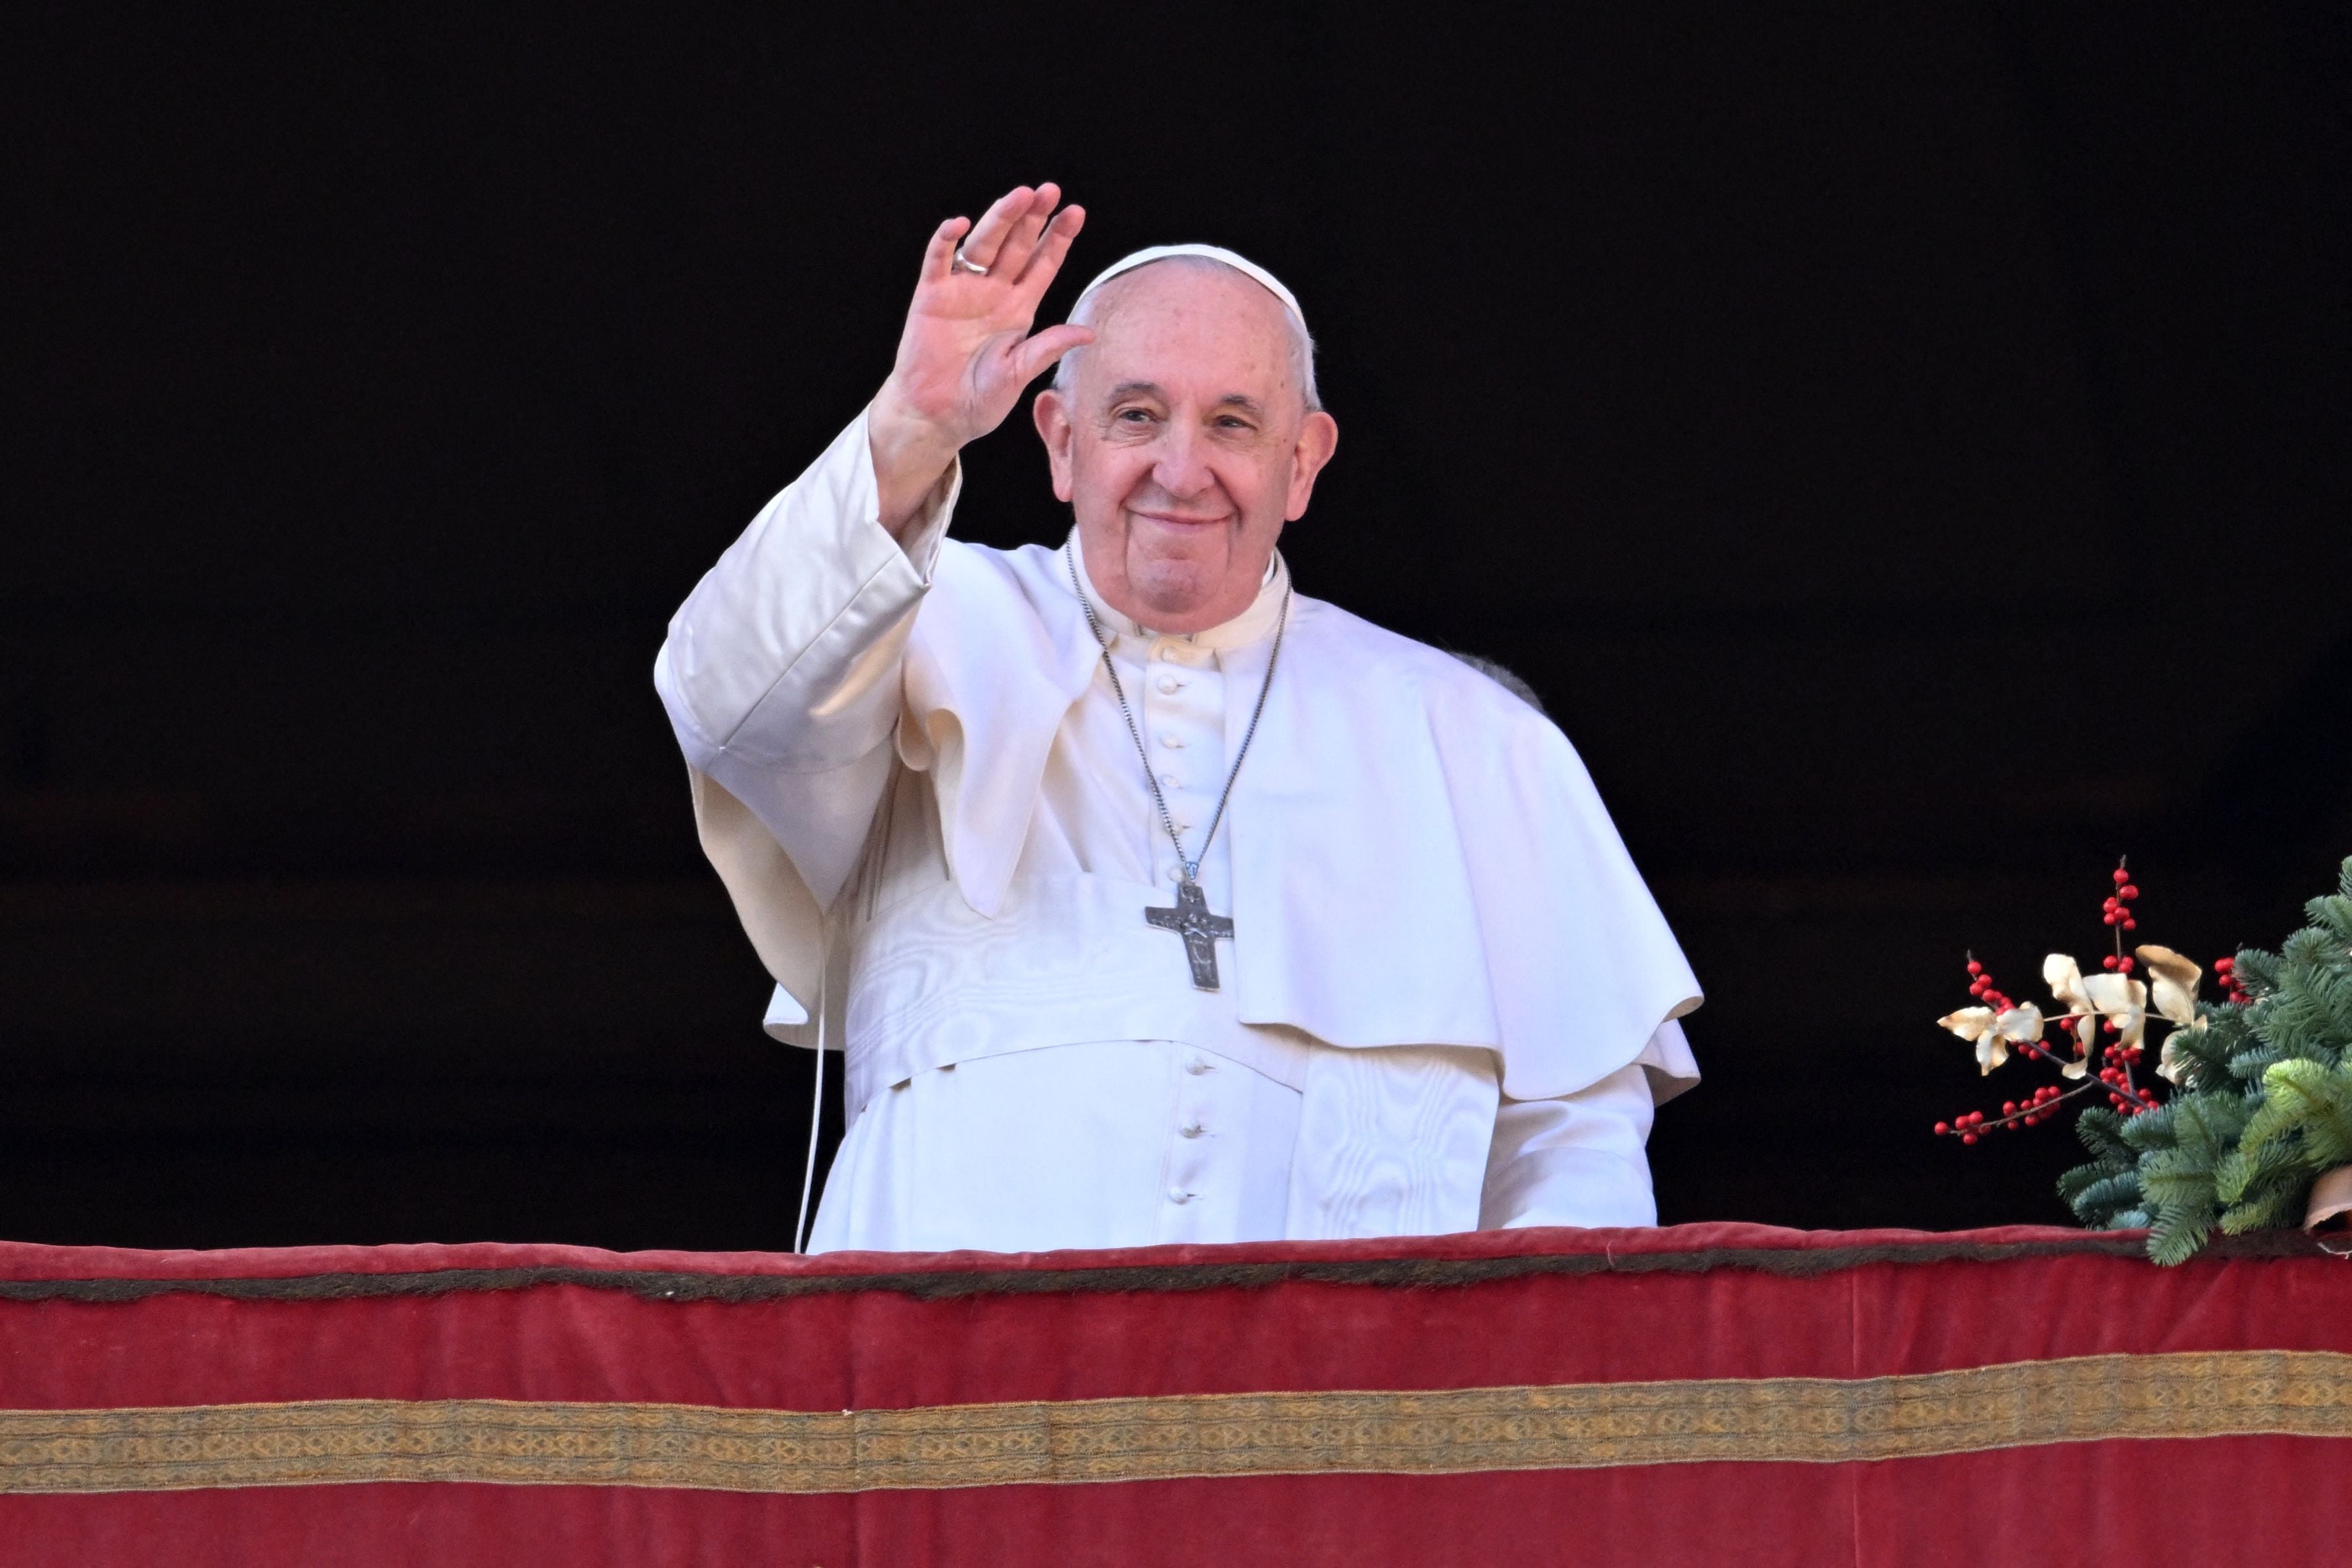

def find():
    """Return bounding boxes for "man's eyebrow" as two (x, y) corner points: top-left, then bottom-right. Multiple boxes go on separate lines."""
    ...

(1099, 384), (1268, 418)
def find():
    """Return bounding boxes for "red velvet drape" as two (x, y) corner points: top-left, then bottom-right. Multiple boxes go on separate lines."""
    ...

(3, 1223), (2345, 1565)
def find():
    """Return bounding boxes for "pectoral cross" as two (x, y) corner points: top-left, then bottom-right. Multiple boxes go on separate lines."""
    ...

(1145, 877), (1236, 991)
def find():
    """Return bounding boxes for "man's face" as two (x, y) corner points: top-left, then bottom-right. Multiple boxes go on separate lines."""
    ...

(1033, 263), (1338, 634)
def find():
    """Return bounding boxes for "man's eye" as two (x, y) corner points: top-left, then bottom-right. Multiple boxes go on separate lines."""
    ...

(1116, 409), (1155, 423)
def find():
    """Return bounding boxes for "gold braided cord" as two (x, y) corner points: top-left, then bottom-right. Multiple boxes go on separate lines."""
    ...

(5, 1350), (2350, 1497)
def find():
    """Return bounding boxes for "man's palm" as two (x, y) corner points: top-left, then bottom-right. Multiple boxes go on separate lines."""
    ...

(885, 184), (1090, 452)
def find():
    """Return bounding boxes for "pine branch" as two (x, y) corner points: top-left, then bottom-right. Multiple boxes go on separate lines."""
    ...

(2072, 1105), (2134, 1167)
(2235, 946), (2285, 999)
(2215, 1133), (2304, 1206)
(2311, 891), (2352, 950)
(2220, 1177), (2307, 1234)
(2245, 1059), (2352, 1171)
(2144, 1158), (2216, 1265)
(2065, 1169), (2144, 1226)
(2169, 1014), (2243, 1093)
(2230, 1042), (2288, 1083)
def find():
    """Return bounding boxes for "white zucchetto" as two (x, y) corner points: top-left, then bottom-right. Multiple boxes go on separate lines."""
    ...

(1071, 244), (1308, 333)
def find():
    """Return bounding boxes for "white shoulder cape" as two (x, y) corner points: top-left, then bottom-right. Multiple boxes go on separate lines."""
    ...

(693, 537), (1702, 1103)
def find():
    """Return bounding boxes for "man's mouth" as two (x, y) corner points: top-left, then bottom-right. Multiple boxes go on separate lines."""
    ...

(1130, 509), (1229, 529)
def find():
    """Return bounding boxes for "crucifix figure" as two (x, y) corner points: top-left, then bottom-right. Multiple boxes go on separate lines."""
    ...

(1145, 877), (1236, 991)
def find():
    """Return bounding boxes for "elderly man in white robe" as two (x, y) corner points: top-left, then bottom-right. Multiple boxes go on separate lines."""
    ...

(656, 183), (1702, 1254)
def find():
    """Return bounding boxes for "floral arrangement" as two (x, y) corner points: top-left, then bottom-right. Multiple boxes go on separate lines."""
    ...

(1934, 856), (2352, 1264)
(1931, 862), (2228, 1145)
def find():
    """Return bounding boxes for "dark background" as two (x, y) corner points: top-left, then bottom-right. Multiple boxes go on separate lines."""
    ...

(7, 7), (2348, 1250)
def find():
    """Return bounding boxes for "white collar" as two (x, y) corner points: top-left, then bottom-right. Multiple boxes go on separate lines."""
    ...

(1063, 530), (1289, 655)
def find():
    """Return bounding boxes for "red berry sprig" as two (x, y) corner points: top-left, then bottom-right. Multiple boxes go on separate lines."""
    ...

(1935, 1084), (2065, 1142)
(2103, 862), (2140, 933)
(2214, 955), (2251, 1006)
(1963, 954), (2017, 1012)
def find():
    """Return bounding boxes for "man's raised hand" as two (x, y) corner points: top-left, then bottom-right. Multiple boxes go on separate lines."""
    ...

(869, 184), (1090, 538)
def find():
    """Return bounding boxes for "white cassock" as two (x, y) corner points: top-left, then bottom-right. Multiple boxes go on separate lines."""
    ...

(655, 412), (1703, 1253)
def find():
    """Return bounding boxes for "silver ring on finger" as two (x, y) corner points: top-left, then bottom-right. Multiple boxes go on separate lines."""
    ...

(952, 248), (990, 276)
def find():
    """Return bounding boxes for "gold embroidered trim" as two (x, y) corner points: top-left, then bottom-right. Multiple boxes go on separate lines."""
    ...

(5, 1350), (2347, 1496)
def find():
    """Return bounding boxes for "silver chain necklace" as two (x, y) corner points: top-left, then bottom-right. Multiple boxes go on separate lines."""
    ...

(1067, 546), (1289, 991)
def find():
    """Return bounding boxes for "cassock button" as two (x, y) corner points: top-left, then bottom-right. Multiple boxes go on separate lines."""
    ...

(1179, 1121), (1204, 1139)
(1184, 1056), (1211, 1075)
(1165, 866), (1185, 884)
(1167, 1187), (1191, 1205)
(1157, 731), (1185, 748)
(1156, 675), (1182, 694)
(1158, 771), (1181, 788)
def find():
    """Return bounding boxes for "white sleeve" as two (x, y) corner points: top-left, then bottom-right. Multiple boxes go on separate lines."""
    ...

(1478, 1057), (1659, 1230)
(652, 407), (957, 909)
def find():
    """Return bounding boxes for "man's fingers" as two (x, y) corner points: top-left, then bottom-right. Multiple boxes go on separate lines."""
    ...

(1013, 204), (1086, 295)
(957, 186), (1036, 272)
(990, 183), (1063, 283)
(1008, 323), (1095, 387)
(919, 216), (972, 284)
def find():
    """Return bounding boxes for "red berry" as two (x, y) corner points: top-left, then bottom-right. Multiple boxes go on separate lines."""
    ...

(1966, 960), (1983, 976)
(2119, 957), (2135, 974)
(2113, 868), (2130, 884)
(2216, 957), (2234, 974)
(1962, 1133), (1979, 1145)
(2102, 955), (2118, 970)
(2122, 884), (2139, 900)
(1935, 1121), (1951, 1135)
(2124, 919), (2137, 930)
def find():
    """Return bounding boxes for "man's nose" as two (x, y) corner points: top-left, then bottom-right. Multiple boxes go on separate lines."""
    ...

(1150, 422), (1215, 500)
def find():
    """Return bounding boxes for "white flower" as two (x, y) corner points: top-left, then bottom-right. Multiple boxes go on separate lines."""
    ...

(1938, 1002), (2045, 1076)
(2135, 944), (2202, 1027)
(2043, 955), (2099, 1078)
(2080, 973), (2149, 1049)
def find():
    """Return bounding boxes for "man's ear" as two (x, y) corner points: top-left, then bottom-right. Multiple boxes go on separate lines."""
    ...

(1033, 388), (1075, 503)
(1283, 410), (1339, 521)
